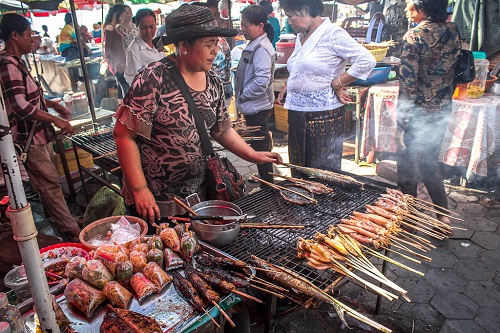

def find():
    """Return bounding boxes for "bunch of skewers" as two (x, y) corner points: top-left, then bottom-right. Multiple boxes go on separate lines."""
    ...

(295, 188), (464, 308)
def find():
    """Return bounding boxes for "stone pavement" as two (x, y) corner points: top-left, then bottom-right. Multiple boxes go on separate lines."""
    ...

(228, 131), (500, 333)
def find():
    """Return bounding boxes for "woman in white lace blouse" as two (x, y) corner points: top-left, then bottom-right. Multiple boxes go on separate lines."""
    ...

(277, 0), (375, 171)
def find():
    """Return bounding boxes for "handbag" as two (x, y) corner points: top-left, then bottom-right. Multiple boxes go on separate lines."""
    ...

(454, 28), (475, 86)
(163, 58), (245, 202)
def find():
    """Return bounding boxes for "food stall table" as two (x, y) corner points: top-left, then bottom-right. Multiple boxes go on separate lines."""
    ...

(360, 83), (500, 182)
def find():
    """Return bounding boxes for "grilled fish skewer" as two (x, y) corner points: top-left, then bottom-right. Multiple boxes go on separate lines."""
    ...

(171, 271), (220, 329)
(185, 267), (235, 328)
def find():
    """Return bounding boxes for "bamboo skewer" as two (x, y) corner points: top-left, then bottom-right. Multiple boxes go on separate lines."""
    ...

(231, 289), (263, 304)
(250, 284), (286, 299)
(211, 301), (235, 327)
(251, 176), (318, 204)
(240, 224), (305, 229)
(202, 308), (220, 328)
(269, 173), (333, 192)
(249, 276), (289, 292)
(93, 150), (117, 160)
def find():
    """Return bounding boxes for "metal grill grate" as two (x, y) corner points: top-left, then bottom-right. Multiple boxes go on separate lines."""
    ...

(219, 180), (385, 290)
(70, 125), (119, 167)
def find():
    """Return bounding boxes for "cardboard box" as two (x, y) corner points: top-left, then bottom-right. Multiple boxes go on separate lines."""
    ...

(274, 104), (288, 133)
(57, 148), (94, 176)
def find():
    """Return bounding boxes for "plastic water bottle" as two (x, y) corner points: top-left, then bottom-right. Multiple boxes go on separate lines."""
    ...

(0, 293), (25, 333)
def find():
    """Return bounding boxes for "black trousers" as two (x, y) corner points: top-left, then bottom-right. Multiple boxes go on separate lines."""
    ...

(115, 72), (130, 99)
(397, 109), (450, 214)
(244, 107), (273, 187)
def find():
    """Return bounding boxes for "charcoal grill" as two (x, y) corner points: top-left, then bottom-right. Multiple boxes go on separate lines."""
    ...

(220, 177), (388, 291)
(69, 125), (121, 200)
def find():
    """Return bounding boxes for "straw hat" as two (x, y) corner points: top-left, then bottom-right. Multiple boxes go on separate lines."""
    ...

(159, 4), (236, 46)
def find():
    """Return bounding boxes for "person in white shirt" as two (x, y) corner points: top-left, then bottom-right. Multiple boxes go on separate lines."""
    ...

(277, 0), (375, 171)
(124, 9), (164, 85)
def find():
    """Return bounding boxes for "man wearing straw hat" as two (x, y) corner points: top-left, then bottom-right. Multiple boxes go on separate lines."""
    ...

(113, 5), (282, 228)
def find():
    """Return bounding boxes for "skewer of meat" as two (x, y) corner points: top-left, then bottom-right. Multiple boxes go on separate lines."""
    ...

(171, 271), (220, 328)
(195, 254), (250, 275)
(185, 267), (236, 328)
(250, 175), (317, 204)
(196, 265), (250, 288)
(195, 271), (263, 304)
(269, 173), (333, 194)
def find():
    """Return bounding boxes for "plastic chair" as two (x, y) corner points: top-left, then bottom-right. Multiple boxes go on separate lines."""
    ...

(365, 12), (385, 43)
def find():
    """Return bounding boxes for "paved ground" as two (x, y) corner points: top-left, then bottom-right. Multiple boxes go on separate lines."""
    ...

(5, 126), (500, 333)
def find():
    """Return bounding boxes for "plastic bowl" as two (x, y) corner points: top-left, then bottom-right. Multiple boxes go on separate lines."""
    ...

(80, 215), (148, 250)
(4, 265), (31, 300)
(485, 75), (497, 92)
(352, 65), (393, 86)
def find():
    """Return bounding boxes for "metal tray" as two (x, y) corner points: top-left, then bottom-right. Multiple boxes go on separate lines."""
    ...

(23, 241), (252, 333)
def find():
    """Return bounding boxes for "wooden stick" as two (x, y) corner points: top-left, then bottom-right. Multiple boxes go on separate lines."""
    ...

(269, 172), (333, 191)
(231, 289), (263, 304)
(109, 166), (121, 173)
(172, 197), (211, 224)
(211, 301), (235, 327)
(240, 224), (305, 229)
(167, 216), (190, 222)
(202, 308), (220, 328)
(251, 176), (317, 204)
(250, 284), (286, 299)
(93, 150), (117, 160)
(249, 277), (289, 292)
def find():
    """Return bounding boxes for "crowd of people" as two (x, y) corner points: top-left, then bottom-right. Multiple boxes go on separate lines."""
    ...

(0, 0), (463, 239)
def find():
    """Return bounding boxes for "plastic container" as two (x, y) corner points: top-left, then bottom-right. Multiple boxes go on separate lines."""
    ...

(0, 293), (25, 333)
(0, 321), (11, 333)
(352, 65), (393, 86)
(276, 34), (296, 64)
(3, 266), (30, 300)
(71, 92), (89, 118)
(466, 51), (489, 98)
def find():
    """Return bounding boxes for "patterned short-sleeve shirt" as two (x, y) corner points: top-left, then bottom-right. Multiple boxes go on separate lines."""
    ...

(115, 59), (232, 203)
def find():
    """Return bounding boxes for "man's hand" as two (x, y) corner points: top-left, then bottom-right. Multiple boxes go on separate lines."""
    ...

(53, 118), (74, 136)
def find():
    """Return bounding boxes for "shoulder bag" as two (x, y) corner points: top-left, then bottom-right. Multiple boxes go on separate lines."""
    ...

(162, 58), (245, 202)
(454, 28), (475, 86)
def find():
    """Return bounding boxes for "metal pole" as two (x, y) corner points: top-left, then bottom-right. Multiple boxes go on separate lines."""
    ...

(469, 0), (481, 52)
(0, 91), (59, 332)
(69, 2), (98, 127)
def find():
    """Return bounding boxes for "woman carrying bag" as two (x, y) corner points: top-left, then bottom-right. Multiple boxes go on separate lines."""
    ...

(113, 4), (282, 226)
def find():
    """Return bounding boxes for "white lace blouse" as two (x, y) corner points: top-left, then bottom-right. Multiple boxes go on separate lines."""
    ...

(284, 18), (376, 112)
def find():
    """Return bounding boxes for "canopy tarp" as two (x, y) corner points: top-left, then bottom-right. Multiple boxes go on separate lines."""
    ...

(0, 0), (30, 11)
